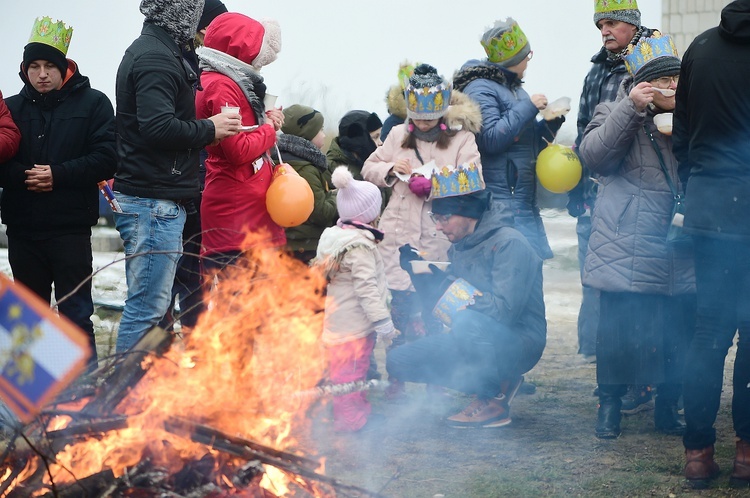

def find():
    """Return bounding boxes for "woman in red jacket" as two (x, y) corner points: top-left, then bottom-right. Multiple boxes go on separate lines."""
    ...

(195, 12), (284, 274)
(0, 90), (21, 163)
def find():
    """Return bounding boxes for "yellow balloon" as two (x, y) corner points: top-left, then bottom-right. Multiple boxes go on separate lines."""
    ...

(266, 164), (314, 227)
(536, 144), (583, 194)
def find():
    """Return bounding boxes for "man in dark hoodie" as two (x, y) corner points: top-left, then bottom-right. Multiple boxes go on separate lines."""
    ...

(673, 0), (750, 488)
(0, 17), (117, 366)
(114, 0), (241, 352)
(388, 183), (546, 429)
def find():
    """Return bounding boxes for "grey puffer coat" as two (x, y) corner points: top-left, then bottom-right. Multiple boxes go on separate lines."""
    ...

(579, 78), (695, 296)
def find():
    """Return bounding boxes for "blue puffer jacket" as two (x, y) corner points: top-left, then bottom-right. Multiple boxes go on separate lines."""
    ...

(454, 60), (563, 260)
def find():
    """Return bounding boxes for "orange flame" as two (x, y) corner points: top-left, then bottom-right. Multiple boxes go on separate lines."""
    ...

(35, 232), (329, 495)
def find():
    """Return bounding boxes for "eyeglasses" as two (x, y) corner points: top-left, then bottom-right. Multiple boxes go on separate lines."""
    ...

(526, 50), (534, 61)
(429, 212), (453, 224)
(651, 75), (679, 89)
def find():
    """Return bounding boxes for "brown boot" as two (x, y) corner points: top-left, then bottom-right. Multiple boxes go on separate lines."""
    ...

(685, 446), (720, 488)
(730, 439), (750, 488)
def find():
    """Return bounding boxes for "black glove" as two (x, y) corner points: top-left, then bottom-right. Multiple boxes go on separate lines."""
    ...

(566, 185), (586, 218)
(399, 244), (423, 272)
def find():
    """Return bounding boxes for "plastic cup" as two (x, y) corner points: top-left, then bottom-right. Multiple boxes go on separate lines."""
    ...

(654, 113), (673, 136)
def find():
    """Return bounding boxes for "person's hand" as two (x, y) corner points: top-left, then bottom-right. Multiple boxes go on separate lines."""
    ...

(390, 159), (412, 177)
(566, 189), (586, 218)
(208, 112), (242, 143)
(266, 108), (284, 131)
(25, 165), (53, 192)
(531, 94), (548, 111)
(408, 175), (432, 198)
(399, 244), (423, 272)
(629, 82), (654, 112)
(374, 321), (399, 347)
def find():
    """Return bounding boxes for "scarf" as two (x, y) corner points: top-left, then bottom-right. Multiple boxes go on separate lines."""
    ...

(197, 46), (267, 123)
(411, 125), (442, 143)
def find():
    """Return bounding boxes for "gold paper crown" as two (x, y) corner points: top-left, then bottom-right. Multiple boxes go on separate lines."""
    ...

(28, 17), (73, 56)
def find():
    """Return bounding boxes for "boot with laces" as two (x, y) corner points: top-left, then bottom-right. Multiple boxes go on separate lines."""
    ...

(446, 394), (511, 428)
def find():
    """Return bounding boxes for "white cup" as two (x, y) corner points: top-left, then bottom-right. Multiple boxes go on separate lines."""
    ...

(263, 93), (278, 109)
(654, 113), (673, 136)
(220, 105), (240, 115)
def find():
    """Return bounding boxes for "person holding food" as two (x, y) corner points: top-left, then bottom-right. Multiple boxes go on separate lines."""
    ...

(578, 32), (695, 440)
(361, 63), (482, 399)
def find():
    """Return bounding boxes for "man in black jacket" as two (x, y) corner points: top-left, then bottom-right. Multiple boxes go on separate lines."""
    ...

(114, 0), (240, 352)
(673, 0), (750, 488)
(0, 17), (117, 365)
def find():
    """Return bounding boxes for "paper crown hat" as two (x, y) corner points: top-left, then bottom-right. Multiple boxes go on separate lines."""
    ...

(623, 31), (679, 78)
(594, 0), (641, 27)
(429, 163), (485, 200)
(28, 16), (73, 56)
(481, 19), (529, 65)
(404, 64), (451, 120)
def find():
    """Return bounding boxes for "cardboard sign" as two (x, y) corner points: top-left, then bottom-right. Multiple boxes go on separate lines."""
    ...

(0, 273), (91, 422)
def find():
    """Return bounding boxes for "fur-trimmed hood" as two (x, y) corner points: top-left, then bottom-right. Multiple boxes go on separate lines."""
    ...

(443, 90), (482, 134)
(385, 84), (408, 120)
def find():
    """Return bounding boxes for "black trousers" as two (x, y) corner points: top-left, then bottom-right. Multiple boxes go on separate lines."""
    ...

(7, 232), (97, 363)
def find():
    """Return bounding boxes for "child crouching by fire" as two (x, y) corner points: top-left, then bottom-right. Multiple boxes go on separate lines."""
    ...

(312, 166), (398, 432)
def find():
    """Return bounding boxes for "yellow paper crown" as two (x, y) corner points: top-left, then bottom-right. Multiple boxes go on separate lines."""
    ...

(28, 17), (73, 56)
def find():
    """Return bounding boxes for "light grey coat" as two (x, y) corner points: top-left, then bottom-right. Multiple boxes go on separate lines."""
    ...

(579, 78), (695, 296)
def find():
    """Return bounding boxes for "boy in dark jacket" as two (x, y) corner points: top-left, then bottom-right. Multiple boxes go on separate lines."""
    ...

(0, 17), (117, 364)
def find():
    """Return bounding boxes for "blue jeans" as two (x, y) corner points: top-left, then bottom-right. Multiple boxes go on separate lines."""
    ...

(386, 309), (527, 398)
(114, 194), (186, 352)
(683, 235), (750, 449)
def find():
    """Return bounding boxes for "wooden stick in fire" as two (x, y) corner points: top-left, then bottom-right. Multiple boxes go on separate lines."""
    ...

(293, 379), (392, 399)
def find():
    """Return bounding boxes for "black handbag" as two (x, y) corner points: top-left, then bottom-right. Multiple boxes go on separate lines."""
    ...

(644, 126), (692, 248)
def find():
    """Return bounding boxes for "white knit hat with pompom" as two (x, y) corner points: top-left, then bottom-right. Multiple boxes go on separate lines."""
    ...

(331, 166), (382, 224)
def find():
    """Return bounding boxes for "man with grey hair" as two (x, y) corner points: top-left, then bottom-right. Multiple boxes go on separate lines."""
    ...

(113, 0), (241, 352)
(569, 1), (653, 403)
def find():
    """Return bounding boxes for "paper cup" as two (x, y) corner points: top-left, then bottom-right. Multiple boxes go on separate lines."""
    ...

(220, 105), (240, 115)
(410, 260), (450, 275)
(263, 93), (278, 109)
(654, 113), (673, 136)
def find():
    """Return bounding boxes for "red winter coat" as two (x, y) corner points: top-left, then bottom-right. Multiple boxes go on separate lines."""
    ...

(195, 15), (285, 256)
(0, 90), (21, 163)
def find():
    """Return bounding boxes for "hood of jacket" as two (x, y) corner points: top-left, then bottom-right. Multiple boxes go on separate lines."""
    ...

(720, 0), (750, 43)
(140, 0), (204, 45)
(275, 133), (327, 171)
(453, 59), (523, 93)
(452, 199), (513, 252)
(385, 84), (407, 119)
(443, 90), (482, 134)
(18, 60), (89, 110)
(315, 225), (378, 278)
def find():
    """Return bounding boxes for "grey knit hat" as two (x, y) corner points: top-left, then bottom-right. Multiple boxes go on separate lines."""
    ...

(593, 0), (641, 27)
(633, 56), (681, 85)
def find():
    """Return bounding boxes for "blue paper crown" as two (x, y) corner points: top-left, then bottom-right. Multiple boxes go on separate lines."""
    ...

(404, 82), (451, 120)
(429, 163), (484, 200)
(624, 31), (679, 76)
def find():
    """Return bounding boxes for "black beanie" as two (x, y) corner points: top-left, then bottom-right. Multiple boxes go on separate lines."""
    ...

(431, 190), (491, 220)
(23, 42), (68, 76)
(634, 56), (681, 85)
(198, 0), (228, 31)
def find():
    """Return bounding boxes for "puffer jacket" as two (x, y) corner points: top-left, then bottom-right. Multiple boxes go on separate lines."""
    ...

(579, 77), (695, 295)
(114, 22), (215, 200)
(1, 62), (116, 238)
(0, 90), (20, 162)
(449, 204), (547, 374)
(275, 133), (337, 254)
(314, 225), (392, 345)
(361, 91), (482, 292)
(454, 59), (562, 260)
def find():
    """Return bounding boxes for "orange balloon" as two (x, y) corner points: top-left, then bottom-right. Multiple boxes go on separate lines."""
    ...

(266, 164), (314, 227)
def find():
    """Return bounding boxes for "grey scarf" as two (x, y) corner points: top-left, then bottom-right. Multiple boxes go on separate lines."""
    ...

(196, 46), (266, 123)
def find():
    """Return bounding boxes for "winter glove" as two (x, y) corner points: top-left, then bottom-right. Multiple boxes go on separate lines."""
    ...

(374, 320), (399, 347)
(399, 244), (423, 272)
(408, 175), (432, 198)
(566, 183), (586, 218)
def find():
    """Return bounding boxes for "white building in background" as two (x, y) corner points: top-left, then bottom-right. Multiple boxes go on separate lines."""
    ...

(661, 0), (733, 53)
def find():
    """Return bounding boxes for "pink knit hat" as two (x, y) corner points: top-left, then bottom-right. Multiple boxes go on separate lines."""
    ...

(331, 166), (381, 224)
